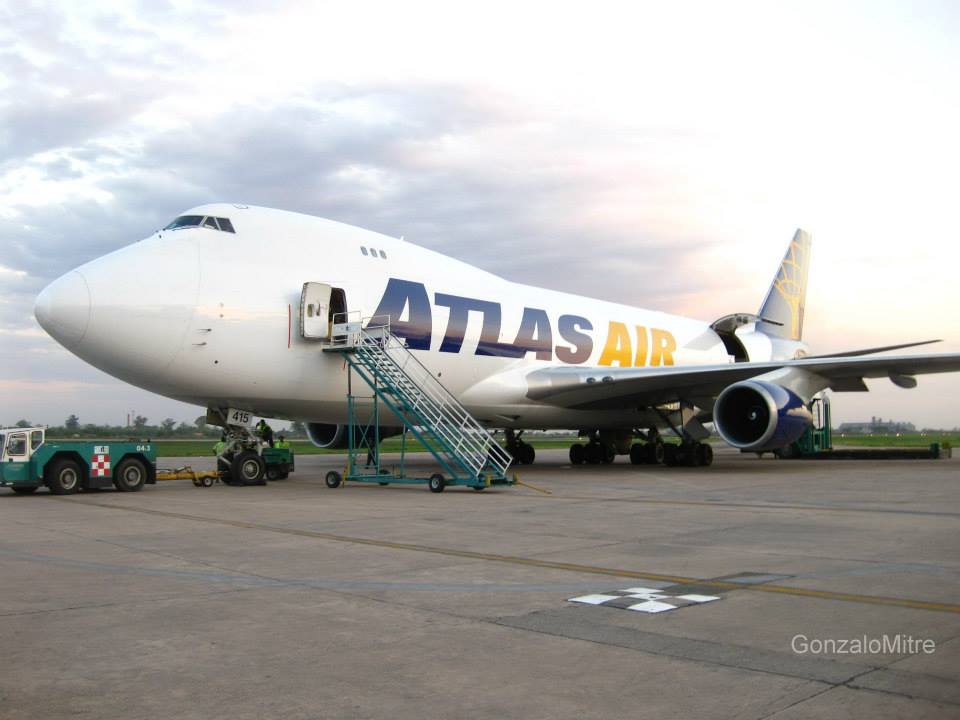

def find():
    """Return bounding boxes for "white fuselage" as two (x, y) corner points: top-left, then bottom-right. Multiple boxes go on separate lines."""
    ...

(35, 204), (780, 429)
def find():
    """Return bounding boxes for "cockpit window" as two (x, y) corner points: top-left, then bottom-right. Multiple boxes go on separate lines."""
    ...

(164, 215), (203, 230)
(163, 215), (236, 233)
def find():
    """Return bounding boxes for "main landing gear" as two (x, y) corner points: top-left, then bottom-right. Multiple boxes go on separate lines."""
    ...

(568, 425), (715, 467)
(629, 436), (664, 465)
(661, 441), (713, 467)
(568, 438), (615, 465)
(504, 429), (536, 466)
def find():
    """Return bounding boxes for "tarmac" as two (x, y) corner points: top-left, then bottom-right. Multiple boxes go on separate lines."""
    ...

(1, 447), (958, 719)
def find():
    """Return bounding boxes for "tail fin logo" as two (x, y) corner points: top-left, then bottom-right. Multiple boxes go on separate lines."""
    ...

(758, 229), (812, 341)
(774, 237), (807, 341)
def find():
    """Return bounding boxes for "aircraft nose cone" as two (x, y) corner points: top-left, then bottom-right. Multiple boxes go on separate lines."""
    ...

(34, 270), (91, 347)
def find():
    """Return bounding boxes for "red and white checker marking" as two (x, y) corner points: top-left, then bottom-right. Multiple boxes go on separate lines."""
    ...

(91, 453), (111, 477)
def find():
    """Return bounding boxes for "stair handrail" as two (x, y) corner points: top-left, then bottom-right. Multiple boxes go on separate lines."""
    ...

(345, 315), (511, 475)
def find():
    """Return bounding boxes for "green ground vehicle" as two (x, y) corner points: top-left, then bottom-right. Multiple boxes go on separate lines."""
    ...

(774, 395), (833, 458)
(261, 447), (294, 481)
(0, 427), (156, 495)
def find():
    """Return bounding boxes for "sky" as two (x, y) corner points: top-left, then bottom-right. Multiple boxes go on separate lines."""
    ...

(1, 0), (958, 429)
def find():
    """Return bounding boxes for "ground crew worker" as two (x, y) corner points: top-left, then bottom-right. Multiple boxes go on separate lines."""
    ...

(275, 434), (291, 450)
(213, 433), (226, 456)
(257, 419), (274, 448)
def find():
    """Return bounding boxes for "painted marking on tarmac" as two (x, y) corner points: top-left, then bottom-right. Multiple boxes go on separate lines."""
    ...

(57, 498), (960, 615)
(568, 587), (721, 613)
(550, 496), (960, 519)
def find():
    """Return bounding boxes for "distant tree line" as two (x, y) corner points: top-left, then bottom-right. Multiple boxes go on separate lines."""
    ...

(8, 415), (308, 439)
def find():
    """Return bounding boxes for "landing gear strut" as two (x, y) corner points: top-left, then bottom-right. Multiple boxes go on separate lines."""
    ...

(653, 406), (715, 467)
(505, 429), (536, 466)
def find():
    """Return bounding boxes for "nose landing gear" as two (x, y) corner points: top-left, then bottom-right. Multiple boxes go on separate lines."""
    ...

(504, 429), (536, 465)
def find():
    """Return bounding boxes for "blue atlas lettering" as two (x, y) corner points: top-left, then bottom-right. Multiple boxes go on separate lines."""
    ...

(370, 278), (432, 350)
(512, 307), (553, 360)
(555, 314), (593, 364)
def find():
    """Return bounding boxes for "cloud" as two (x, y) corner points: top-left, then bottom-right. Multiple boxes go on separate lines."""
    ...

(0, 1), (957, 427)
(0, 264), (28, 277)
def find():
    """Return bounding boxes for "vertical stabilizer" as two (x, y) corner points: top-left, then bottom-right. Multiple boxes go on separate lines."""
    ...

(757, 229), (812, 341)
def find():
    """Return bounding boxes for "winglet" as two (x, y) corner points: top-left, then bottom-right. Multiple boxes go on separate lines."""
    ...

(757, 229), (812, 341)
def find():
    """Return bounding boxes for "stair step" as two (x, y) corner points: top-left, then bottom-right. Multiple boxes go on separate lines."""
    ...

(339, 327), (512, 480)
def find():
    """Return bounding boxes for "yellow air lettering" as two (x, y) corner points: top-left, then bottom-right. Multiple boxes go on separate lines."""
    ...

(598, 321), (632, 367)
(649, 328), (676, 366)
(634, 325), (648, 367)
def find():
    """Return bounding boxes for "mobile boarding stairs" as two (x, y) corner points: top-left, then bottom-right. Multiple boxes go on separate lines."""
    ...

(308, 306), (513, 492)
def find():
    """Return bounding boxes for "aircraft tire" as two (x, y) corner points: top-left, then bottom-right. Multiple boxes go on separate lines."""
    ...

(584, 442), (603, 464)
(601, 443), (616, 464)
(697, 443), (714, 467)
(569, 444), (585, 464)
(629, 444), (645, 465)
(218, 454), (239, 485)
(647, 441), (665, 464)
(518, 442), (535, 465)
(113, 457), (147, 492)
(662, 444), (679, 467)
(233, 451), (266, 485)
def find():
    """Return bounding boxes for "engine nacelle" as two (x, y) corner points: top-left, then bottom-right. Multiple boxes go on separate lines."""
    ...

(305, 423), (402, 449)
(714, 380), (812, 452)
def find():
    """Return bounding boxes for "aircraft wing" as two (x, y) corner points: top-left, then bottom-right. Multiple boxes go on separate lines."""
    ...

(525, 353), (960, 410)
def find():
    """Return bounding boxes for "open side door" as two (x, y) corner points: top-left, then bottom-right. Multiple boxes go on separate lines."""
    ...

(300, 282), (332, 340)
(299, 283), (348, 340)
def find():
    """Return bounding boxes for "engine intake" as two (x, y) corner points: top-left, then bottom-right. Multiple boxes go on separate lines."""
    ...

(306, 423), (401, 449)
(714, 380), (812, 452)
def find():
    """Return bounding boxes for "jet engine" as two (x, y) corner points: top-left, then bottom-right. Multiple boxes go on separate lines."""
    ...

(713, 380), (813, 452)
(306, 422), (401, 449)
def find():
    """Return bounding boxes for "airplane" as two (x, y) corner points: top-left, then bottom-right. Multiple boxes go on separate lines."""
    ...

(33, 203), (960, 470)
